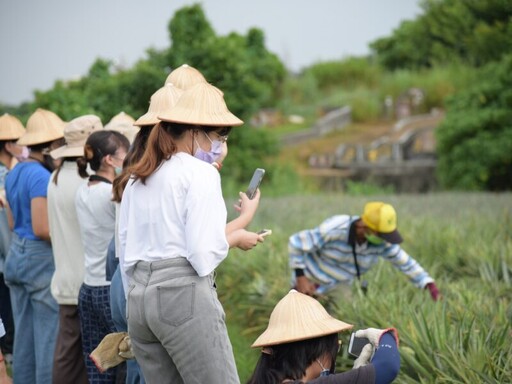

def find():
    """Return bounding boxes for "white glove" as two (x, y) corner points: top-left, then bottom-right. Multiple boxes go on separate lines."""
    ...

(355, 328), (386, 348)
(353, 343), (375, 369)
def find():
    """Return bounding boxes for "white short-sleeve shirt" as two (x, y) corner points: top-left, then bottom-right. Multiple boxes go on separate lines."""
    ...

(75, 180), (116, 286)
(119, 152), (229, 279)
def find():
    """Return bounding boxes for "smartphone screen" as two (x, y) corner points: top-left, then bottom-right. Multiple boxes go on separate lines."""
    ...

(348, 333), (371, 359)
(246, 168), (265, 199)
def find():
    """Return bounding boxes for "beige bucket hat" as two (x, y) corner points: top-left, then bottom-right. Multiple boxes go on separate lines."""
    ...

(134, 84), (184, 127)
(0, 113), (25, 141)
(165, 64), (207, 90)
(158, 82), (243, 127)
(17, 108), (65, 146)
(251, 290), (353, 348)
(105, 111), (139, 143)
(50, 114), (103, 159)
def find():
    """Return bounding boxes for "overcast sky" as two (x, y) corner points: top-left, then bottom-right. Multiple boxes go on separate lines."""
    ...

(0, 0), (422, 105)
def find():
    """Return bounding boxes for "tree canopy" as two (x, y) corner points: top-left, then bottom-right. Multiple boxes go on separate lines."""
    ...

(370, 0), (512, 70)
(5, 3), (286, 185)
(436, 54), (512, 190)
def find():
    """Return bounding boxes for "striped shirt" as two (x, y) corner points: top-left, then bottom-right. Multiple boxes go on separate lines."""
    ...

(289, 215), (434, 293)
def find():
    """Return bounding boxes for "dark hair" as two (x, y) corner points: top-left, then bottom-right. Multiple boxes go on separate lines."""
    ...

(247, 334), (339, 384)
(112, 125), (153, 202)
(77, 130), (130, 178)
(29, 139), (65, 173)
(0, 140), (13, 152)
(128, 121), (190, 185)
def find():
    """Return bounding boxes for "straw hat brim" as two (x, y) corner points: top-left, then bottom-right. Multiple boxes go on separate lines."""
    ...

(50, 143), (84, 159)
(0, 114), (25, 140)
(251, 290), (353, 348)
(158, 109), (243, 127)
(133, 113), (159, 127)
(157, 82), (243, 127)
(17, 131), (64, 146)
(251, 316), (353, 347)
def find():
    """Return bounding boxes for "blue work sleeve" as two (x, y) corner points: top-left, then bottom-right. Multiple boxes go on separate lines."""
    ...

(372, 332), (400, 384)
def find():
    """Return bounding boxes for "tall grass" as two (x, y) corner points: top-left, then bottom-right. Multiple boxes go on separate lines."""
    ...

(217, 192), (512, 383)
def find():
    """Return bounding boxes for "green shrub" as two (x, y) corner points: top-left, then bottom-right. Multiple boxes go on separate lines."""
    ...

(437, 54), (512, 190)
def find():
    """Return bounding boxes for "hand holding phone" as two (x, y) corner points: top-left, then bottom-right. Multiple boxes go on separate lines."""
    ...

(257, 229), (272, 237)
(246, 168), (265, 200)
(348, 332), (372, 359)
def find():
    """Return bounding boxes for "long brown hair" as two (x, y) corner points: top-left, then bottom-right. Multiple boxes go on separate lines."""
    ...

(127, 121), (190, 185)
(112, 126), (153, 202)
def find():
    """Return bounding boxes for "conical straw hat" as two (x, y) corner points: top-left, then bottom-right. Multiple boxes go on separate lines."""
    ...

(165, 64), (207, 90)
(134, 84), (184, 127)
(17, 108), (65, 146)
(251, 290), (353, 348)
(0, 113), (25, 141)
(105, 111), (139, 144)
(158, 83), (243, 127)
(50, 114), (103, 159)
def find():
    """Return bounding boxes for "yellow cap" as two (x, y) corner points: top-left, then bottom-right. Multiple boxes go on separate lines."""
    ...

(361, 202), (403, 244)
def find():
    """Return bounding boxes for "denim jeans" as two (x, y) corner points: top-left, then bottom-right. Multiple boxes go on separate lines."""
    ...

(111, 266), (146, 384)
(127, 258), (239, 384)
(4, 233), (59, 384)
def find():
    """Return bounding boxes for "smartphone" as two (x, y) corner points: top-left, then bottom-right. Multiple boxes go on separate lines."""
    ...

(348, 332), (371, 359)
(257, 229), (272, 237)
(246, 168), (265, 199)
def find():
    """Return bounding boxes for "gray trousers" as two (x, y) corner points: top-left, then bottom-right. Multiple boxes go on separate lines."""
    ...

(127, 258), (240, 384)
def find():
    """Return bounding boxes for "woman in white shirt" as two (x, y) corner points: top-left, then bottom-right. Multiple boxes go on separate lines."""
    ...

(119, 82), (263, 384)
(75, 130), (129, 383)
(48, 115), (103, 384)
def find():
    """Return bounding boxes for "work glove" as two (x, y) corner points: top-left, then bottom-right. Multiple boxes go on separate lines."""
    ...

(90, 332), (134, 373)
(355, 328), (399, 348)
(118, 334), (135, 359)
(426, 282), (441, 301)
(353, 343), (375, 369)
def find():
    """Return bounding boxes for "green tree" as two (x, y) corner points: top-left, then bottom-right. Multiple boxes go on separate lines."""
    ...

(165, 4), (286, 183)
(370, 0), (512, 69)
(436, 54), (512, 190)
(19, 3), (287, 187)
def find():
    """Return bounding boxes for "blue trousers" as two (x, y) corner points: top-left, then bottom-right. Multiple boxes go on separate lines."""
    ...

(111, 265), (145, 384)
(4, 234), (59, 384)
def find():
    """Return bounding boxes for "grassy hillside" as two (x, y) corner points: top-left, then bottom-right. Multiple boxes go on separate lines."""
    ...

(217, 192), (512, 383)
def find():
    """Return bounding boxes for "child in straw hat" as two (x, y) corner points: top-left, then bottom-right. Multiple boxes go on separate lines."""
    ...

(4, 108), (65, 384)
(247, 290), (399, 384)
(119, 82), (267, 383)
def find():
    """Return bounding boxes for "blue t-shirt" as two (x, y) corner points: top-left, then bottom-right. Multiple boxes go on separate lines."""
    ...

(5, 162), (50, 240)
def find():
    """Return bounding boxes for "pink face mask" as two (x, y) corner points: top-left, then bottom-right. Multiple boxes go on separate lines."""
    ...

(7, 144), (30, 162)
(193, 132), (223, 164)
(17, 146), (30, 161)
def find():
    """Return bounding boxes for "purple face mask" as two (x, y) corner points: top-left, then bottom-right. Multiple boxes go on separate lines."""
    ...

(194, 132), (223, 164)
